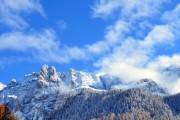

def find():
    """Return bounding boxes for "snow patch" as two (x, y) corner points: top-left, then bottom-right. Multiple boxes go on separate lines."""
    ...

(7, 95), (17, 99)
(0, 82), (6, 91)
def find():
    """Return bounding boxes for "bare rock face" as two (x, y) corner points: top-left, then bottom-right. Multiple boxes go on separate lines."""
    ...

(41, 64), (49, 73)
(38, 74), (44, 81)
(39, 65), (60, 82)
(69, 68), (77, 87)
(23, 65), (60, 89)
(39, 64), (49, 79)
(48, 66), (60, 82)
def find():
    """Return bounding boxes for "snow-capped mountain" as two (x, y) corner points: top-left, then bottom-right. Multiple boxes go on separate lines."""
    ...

(0, 82), (6, 91)
(0, 65), (168, 119)
(110, 78), (167, 95)
(99, 74), (167, 95)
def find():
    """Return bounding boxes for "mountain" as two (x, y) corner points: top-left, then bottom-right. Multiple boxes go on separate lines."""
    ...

(100, 74), (167, 95)
(0, 65), (179, 120)
(0, 82), (6, 91)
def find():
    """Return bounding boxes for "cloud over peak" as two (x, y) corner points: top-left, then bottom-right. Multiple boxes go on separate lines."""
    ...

(92, 0), (180, 93)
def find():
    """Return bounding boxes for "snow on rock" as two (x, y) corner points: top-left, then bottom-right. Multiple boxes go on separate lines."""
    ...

(39, 64), (60, 82)
(0, 82), (6, 91)
(100, 75), (167, 95)
(59, 68), (104, 89)
(0, 64), (169, 119)
(0, 65), (104, 119)
(7, 95), (17, 99)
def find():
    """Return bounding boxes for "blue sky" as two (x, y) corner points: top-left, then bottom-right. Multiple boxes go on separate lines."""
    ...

(0, 0), (180, 93)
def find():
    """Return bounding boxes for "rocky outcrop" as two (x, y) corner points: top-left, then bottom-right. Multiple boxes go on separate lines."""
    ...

(39, 65), (60, 82)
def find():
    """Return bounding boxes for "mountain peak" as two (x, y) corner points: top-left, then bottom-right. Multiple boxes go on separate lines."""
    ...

(24, 64), (60, 83)
(39, 64), (60, 82)
(138, 78), (152, 83)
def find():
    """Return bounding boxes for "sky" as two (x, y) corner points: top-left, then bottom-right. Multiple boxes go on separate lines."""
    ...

(0, 0), (180, 93)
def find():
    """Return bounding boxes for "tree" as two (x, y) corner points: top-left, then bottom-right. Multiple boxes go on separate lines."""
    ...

(0, 104), (19, 120)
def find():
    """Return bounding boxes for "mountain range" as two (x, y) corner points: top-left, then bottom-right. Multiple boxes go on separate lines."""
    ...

(0, 65), (179, 120)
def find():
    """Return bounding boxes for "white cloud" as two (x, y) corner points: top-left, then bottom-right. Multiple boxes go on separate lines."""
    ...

(96, 24), (174, 70)
(0, 29), (88, 63)
(0, 30), (56, 51)
(172, 79), (180, 94)
(162, 4), (180, 23)
(95, 24), (178, 93)
(0, 20), (130, 65)
(85, 20), (130, 54)
(162, 4), (180, 36)
(86, 41), (109, 54)
(90, 0), (175, 64)
(92, 0), (121, 18)
(105, 20), (129, 44)
(0, 0), (88, 64)
(0, 0), (45, 29)
(0, 20), (130, 64)
(91, 0), (180, 94)
(147, 54), (180, 93)
(141, 25), (174, 47)
(148, 54), (180, 69)
(92, 0), (169, 19)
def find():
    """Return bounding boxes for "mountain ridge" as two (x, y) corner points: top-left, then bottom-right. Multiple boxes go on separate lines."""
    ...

(0, 65), (179, 120)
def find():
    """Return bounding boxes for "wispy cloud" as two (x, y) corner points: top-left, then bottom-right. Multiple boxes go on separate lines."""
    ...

(0, 0), (88, 64)
(0, 29), (88, 63)
(57, 20), (67, 30)
(0, 0), (45, 29)
(162, 4), (180, 23)
(92, 0), (169, 19)
(162, 4), (180, 37)
(85, 20), (130, 54)
(95, 25), (174, 81)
